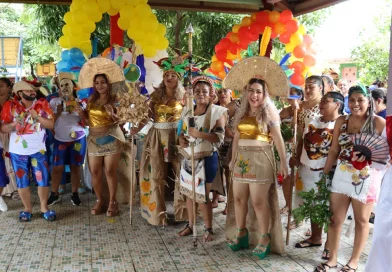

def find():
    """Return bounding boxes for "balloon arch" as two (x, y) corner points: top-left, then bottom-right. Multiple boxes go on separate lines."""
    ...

(209, 10), (317, 87)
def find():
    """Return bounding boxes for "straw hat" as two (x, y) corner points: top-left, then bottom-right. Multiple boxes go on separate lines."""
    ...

(78, 58), (125, 89)
(12, 81), (36, 95)
(222, 56), (289, 97)
(58, 72), (76, 82)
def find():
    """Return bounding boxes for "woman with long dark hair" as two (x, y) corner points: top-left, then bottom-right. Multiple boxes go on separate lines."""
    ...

(77, 73), (125, 217)
(314, 85), (386, 272)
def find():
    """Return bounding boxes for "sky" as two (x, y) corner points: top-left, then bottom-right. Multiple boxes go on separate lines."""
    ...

(315, 0), (390, 61)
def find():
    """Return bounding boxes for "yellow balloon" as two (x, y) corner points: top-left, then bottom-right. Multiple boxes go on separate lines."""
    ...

(128, 18), (141, 32)
(138, 0), (148, 4)
(117, 17), (130, 30)
(141, 16), (158, 32)
(72, 0), (84, 10)
(156, 38), (169, 50)
(211, 55), (218, 62)
(290, 32), (303, 47)
(298, 24), (306, 35)
(72, 10), (85, 24)
(111, 0), (126, 10)
(88, 12), (102, 23)
(128, 0), (141, 6)
(69, 23), (83, 36)
(107, 7), (119, 16)
(156, 24), (166, 36)
(133, 29), (145, 42)
(63, 12), (72, 24)
(143, 45), (156, 58)
(80, 41), (92, 55)
(135, 3), (151, 17)
(285, 42), (295, 53)
(82, 20), (96, 33)
(62, 24), (71, 36)
(145, 32), (158, 46)
(58, 36), (69, 48)
(120, 5), (136, 21)
(97, 0), (111, 13)
(83, 1), (100, 16)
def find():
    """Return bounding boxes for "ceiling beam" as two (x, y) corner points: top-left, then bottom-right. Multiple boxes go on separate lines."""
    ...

(292, 0), (349, 16)
(274, 0), (292, 11)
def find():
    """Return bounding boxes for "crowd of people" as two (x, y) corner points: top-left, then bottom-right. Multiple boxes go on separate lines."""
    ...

(0, 54), (390, 272)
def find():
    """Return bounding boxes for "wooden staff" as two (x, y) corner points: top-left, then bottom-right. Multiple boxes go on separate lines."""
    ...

(286, 106), (298, 245)
(186, 23), (197, 248)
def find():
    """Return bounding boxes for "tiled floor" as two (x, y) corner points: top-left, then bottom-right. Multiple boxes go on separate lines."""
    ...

(0, 185), (372, 272)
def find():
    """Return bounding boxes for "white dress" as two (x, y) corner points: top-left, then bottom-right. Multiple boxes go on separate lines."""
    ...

(365, 165), (392, 271)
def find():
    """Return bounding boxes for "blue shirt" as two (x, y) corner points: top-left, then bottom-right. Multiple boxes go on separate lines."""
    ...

(377, 108), (387, 119)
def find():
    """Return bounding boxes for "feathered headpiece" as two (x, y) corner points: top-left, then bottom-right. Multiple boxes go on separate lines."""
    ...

(191, 69), (216, 94)
(154, 56), (189, 79)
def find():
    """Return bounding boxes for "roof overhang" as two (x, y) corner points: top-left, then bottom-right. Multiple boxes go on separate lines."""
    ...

(0, 0), (349, 16)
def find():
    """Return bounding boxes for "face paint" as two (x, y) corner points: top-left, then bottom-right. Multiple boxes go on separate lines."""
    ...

(60, 79), (74, 101)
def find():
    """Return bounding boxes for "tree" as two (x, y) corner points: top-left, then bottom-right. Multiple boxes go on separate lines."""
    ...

(351, 0), (391, 85)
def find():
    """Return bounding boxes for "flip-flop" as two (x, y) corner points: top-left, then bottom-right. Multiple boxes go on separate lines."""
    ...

(295, 239), (322, 248)
(41, 210), (56, 222)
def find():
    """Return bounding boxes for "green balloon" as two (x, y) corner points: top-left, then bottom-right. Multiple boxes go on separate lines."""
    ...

(125, 64), (141, 82)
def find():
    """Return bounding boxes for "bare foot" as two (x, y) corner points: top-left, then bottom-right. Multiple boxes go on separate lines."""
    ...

(280, 206), (289, 214)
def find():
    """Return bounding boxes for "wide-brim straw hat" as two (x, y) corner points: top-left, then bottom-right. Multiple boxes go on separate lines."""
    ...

(12, 81), (36, 95)
(223, 56), (289, 97)
(79, 58), (125, 89)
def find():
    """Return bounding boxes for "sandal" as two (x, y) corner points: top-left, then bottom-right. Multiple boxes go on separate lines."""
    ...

(41, 210), (56, 222)
(19, 211), (32, 222)
(340, 264), (357, 272)
(314, 262), (337, 272)
(222, 204), (228, 215)
(106, 201), (119, 217)
(12, 192), (21, 201)
(321, 248), (330, 260)
(218, 196), (226, 203)
(280, 206), (289, 214)
(305, 228), (312, 236)
(177, 223), (193, 237)
(295, 239), (322, 248)
(203, 227), (214, 242)
(91, 200), (103, 215)
(252, 233), (271, 260)
(288, 220), (303, 230)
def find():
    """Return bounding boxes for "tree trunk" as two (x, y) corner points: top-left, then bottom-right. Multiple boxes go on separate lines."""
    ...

(174, 11), (183, 55)
(30, 63), (37, 79)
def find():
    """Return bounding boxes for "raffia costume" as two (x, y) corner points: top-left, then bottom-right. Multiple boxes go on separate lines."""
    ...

(139, 55), (189, 226)
(223, 56), (290, 255)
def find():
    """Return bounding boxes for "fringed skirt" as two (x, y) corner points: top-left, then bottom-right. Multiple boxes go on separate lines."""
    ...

(87, 125), (125, 156)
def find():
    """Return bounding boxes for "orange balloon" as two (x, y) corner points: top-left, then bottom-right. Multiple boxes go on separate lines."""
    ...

(274, 22), (286, 35)
(211, 55), (218, 62)
(251, 12), (257, 21)
(241, 16), (252, 27)
(291, 72), (305, 86)
(218, 70), (226, 79)
(290, 61), (306, 73)
(285, 19), (299, 34)
(232, 24), (241, 34)
(269, 11), (280, 24)
(306, 45), (317, 55)
(211, 61), (224, 72)
(293, 45), (306, 59)
(303, 54), (316, 67)
(280, 10), (293, 24)
(229, 33), (240, 43)
(102, 47), (111, 57)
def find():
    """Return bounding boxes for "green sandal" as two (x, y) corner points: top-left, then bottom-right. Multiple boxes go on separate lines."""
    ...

(253, 233), (271, 260)
(228, 228), (249, 251)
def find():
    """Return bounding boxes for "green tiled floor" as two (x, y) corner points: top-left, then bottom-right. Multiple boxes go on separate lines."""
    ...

(0, 185), (370, 271)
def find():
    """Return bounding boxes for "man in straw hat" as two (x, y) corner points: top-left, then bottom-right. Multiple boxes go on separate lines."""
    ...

(1, 80), (56, 222)
(47, 73), (86, 207)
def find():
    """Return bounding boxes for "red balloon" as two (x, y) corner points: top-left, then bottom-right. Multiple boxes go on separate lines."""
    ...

(216, 50), (228, 61)
(279, 31), (291, 44)
(303, 54), (316, 67)
(303, 34), (314, 47)
(290, 61), (306, 73)
(238, 26), (250, 40)
(293, 45), (306, 58)
(229, 43), (239, 54)
(280, 10), (293, 24)
(274, 22), (286, 35)
(250, 23), (260, 36)
(306, 45), (317, 55)
(255, 11), (269, 23)
(285, 20), (299, 34)
(229, 33), (240, 43)
(291, 72), (305, 86)
(270, 30), (278, 39)
(238, 38), (250, 49)
(220, 38), (231, 50)
(215, 43), (222, 52)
